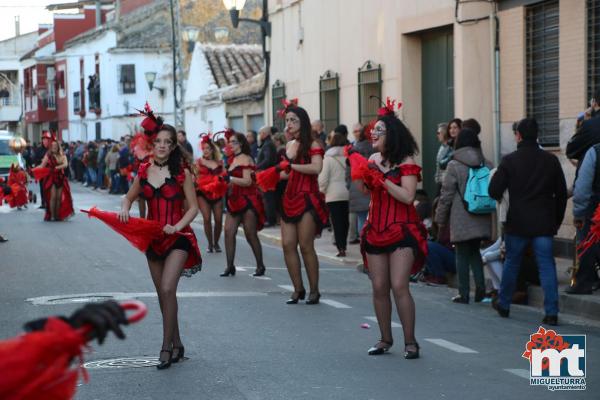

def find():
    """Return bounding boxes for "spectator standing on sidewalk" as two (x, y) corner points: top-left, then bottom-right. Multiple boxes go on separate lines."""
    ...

(246, 130), (259, 160)
(434, 123), (449, 194)
(74, 141), (85, 182)
(256, 126), (278, 227)
(319, 130), (350, 257)
(437, 118), (462, 178)
(86, 143), (98, 189)
(489, 118), (567, 326)
(566, 90), (600, 163)
(311, 120), (327, 148)
(177, 130), (194, 157)
(435, 128), (492, 304)
(570, 142), (600, 293)
(347, 123), (373, 244)
(96, 140), (107, 190)
(106, 144), (120, 194)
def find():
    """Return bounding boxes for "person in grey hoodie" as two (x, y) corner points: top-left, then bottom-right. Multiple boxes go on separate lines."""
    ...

(319, 130), (350, 256)
(347, 123), (373, 243)
(435, 128), (493, 304)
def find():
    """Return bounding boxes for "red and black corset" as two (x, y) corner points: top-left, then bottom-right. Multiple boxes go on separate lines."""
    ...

(226, 164), (265, 230)
(361, 162), (428, 274)
(46, 156), (65, 187)
(137, 162), (202, 275)
(281, 147), (329, 234)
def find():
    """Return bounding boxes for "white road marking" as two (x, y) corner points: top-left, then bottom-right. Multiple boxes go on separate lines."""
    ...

(278, 285), (294, 292)
(363, 316), (401, 328)
(424, 339), (478, 353)
(251, 275), (272, 280)
(321, 299), (352, 309)
(504, 369), (530, 379)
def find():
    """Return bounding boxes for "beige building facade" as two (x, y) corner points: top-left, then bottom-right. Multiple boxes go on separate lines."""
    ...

(265, 0), (598, 251)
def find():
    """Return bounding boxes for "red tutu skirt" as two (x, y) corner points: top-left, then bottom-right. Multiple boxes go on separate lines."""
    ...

(147, 226), (202, 277)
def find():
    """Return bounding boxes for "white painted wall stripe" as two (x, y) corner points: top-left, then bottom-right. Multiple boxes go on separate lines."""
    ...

(504, 369), (530, 379)
(321, 299), (352, 309)
(364, 316), (402, 328)
(424, 339), (478, 353)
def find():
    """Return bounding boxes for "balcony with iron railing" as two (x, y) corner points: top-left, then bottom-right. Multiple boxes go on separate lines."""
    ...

(0, 89), (22, 122)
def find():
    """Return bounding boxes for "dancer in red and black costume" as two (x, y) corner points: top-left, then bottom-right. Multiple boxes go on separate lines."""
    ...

(196, 134), (225, 253)
(40, 138), (74, 221)
(357, 98), (427, 360)
(279, 103), (328, 305)
(118, 104), (201, 369)
(6, 164), (28, 209)
(221, 132), (267, 277)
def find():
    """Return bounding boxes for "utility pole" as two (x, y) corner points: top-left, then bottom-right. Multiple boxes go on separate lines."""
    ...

(169, 0), (185, 128)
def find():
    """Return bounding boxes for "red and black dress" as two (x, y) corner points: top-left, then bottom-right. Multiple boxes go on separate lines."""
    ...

(360, 163), (428, 274)
(196, 161), (225, 205)
(281, 147), (329, 235)
(226, 165), (265, 230)
(138, 162), (202, 276)
(43, 155), (74, 221)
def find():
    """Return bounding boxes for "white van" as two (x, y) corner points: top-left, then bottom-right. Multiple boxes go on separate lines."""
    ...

(0, 130), (25, 179)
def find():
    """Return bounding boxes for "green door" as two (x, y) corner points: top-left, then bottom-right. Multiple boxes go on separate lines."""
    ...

(421, 28), (454, 199)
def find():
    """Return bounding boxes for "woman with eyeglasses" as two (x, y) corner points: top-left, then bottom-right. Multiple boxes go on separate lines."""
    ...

(279, 104), (329, 305)
(221, 132), (267, 277)
(358, 101), (427, 359)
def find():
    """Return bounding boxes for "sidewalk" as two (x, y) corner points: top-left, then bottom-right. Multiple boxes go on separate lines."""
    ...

(252, 221), (600, 323)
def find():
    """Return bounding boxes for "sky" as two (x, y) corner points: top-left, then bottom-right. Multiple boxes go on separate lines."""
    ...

(0, 1), (76, 42)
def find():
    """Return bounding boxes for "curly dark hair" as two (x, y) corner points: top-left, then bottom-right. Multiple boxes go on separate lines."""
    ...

(378, 115), (419, 166)
(232, 132), (252, 156)
(156, 124), (184, 177)
(286, 106), (313, 161)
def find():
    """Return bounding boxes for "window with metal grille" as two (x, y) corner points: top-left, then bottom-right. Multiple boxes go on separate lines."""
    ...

(358, 61), (382, 125)
(588, 0), (600, 100)
(73, 91), (81, 113)
(526, 0), (559, 146)
(119, 65), (136, 94)
(319, 70), (339, 133)
(272, 80), (286, 132)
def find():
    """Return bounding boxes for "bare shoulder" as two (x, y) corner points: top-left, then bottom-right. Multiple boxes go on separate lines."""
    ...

(310, 141), (322, 150)
(369, 152), (381, 162)
(400, 156), (417, 166)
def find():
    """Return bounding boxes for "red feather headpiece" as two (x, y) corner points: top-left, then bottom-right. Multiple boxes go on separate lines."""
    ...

(377, 96), (403, 117)
(277, 98), (299, 118)
(213, 128), (236, 142)
(136, 102), (164, 138)
(199, 133), (212, 145)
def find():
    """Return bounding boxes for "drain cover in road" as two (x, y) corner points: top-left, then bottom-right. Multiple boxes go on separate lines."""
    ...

(84, 357), (159, 369)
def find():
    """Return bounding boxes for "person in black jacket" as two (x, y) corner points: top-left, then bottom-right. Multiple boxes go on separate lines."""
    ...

(488, 118), (567, 325)
(256, 126), (279, 226)
(566, 90), (600, 162)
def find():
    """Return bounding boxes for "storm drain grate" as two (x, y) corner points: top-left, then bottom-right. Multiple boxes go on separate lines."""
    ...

(84, 357), (160, 369)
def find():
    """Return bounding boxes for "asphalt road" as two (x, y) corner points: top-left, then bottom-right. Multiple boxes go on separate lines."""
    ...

(0, 183), (598, 400)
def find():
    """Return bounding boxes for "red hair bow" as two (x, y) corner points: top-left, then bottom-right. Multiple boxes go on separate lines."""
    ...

(136, 102), (164, 137)
(199, 133), (212, 145)
(277, 98), (299, 118)
(377, 97), (403, 117)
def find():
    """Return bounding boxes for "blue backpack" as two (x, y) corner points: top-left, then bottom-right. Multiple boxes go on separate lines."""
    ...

(463, 165), (496, 214)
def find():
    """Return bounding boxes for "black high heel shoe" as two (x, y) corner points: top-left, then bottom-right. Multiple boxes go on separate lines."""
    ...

(306, 291), (321, 305)
(171, 346), (185, 363)
(156, 349), (173, 370)
(404, 342), (420, 359)
(368, 339), (393, 355)
(286, 289), (306, 304)
(220, 267), (236, 277)
(214, 243), (222, 253)
(253, 266), (266, 277)
(207, 246), (214, 253)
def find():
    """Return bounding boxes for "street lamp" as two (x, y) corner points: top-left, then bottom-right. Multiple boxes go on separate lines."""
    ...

(222, 0), (270, 96)
(144, 72), (165, 96)
(214, 26), (229, 42)
(223, 0), (247, 28)
(182, 26), (200, 53)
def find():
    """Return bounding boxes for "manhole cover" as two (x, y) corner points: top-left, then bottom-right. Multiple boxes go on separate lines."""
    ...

(84, 357), (160, 369)
(45, 295), (115, 304)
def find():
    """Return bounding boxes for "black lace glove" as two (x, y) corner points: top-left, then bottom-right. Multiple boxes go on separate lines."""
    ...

(24, 300), (128, 345)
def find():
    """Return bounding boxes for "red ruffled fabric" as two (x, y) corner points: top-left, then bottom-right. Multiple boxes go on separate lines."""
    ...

(281, 147), (329, 234)
(360, 163), (427, 274)
(256, 166), (280, 192)
(578, 203), (600, 256)
(227, 165), (265, 230)
(195, 161), (227, 201)
(31, 167), (50, 182)
(6, 169), (28, 208)
(43, 157), (74, 221)
(0, 317), (86, 400)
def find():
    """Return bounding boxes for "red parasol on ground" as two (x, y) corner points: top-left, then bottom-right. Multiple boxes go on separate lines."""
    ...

(31, 167), (50, 182)
(0, 301), (147, 400)
(82, 207), (163, 252)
